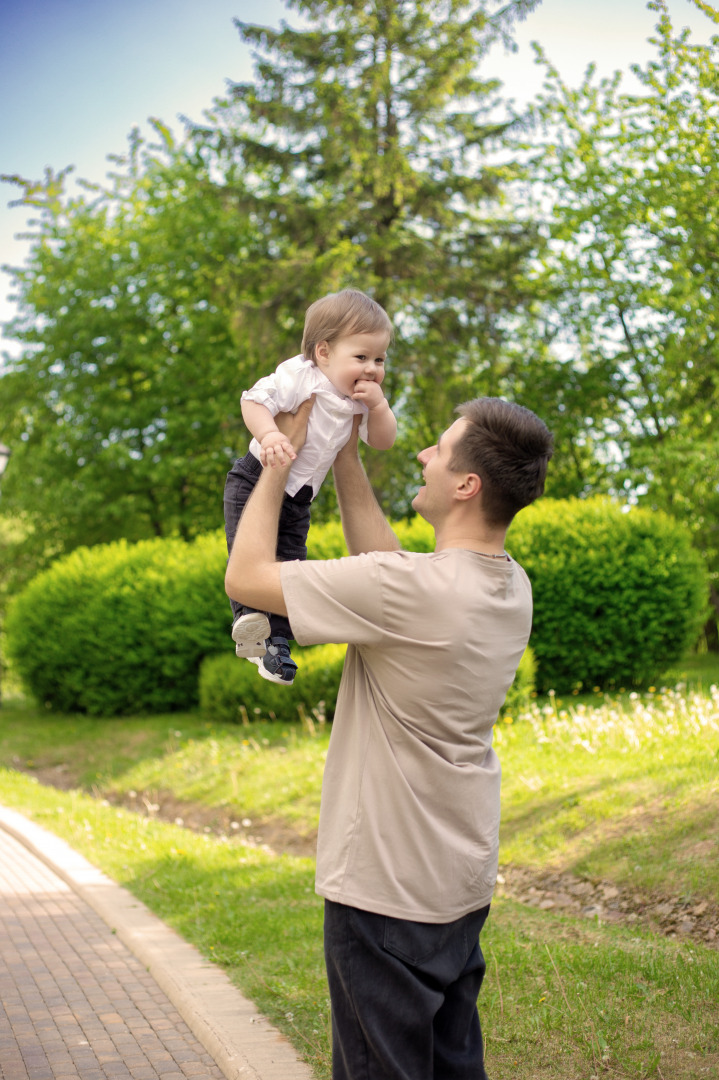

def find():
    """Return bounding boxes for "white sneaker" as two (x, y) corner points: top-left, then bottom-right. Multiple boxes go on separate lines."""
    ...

(246, 637), (297, 685)
(232, 610), (271, 657)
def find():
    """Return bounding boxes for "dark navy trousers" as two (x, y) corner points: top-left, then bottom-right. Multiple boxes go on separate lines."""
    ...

(324, 900), (491, 1080)
(223, 452), (312, 640)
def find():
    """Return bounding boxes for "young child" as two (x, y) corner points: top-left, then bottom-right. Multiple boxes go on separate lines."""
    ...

(224, 288), (396, 686)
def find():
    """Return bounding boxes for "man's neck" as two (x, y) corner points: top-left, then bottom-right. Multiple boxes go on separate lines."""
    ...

(433, 526), (508, 556)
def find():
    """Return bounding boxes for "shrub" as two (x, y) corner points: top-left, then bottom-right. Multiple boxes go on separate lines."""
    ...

(307, 519), (347, 559)
(199, 641), (533, 725)
(5, 533), (229, 715)
(5, 516), (414, 717)
(22, 494), (701, 716)
(506, 498), (707, 693)
(307, 515), (435, 559)
(199, 643), (347, 724)
(501, 646), (536, 718)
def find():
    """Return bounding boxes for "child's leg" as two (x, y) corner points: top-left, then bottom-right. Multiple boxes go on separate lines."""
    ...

(223, 453), (261, 619)
(223, 454), (270, 655)
(271, 485), (312, 639)
(248, 487), (312, 685)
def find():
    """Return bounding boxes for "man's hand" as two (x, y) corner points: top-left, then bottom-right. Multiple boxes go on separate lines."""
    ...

(275, 395), (316, 456)
(335, 413), (362, 460)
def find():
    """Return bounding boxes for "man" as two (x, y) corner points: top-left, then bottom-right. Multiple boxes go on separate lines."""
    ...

(226, 396), (553, 1080)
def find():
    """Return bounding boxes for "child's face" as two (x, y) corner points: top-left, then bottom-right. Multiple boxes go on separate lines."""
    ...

(315, 331), (389, 399)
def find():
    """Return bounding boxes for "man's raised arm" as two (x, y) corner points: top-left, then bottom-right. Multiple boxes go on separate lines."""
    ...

(225, 398), (315, 616)
(332, 418), (401, 556)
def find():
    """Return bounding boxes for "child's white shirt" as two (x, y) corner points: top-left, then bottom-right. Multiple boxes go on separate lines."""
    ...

(242, 355), (370, 497)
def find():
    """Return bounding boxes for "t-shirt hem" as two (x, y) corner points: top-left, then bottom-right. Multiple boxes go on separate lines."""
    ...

(316, 885), (495, 923)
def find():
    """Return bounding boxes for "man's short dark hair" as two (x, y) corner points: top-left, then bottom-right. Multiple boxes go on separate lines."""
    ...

(451, 398), (554, 526)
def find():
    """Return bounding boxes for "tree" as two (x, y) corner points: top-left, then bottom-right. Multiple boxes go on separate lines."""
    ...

(0, 123), (267, 558)
(192, 0), (543, 513)
(1, 0), (548, 581)
(517, 0), (719, 640)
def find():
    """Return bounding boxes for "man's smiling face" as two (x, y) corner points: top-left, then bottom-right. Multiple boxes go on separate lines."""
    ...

(412, 417), (470, 524)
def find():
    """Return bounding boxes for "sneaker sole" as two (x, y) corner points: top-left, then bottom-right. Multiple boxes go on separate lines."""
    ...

(232, 612), (271, 657)
(246, 655), (295, 686)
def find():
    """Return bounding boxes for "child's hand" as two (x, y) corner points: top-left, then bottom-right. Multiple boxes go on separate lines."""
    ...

(352, 379), (385, 410)
(259, 430), (297, 468)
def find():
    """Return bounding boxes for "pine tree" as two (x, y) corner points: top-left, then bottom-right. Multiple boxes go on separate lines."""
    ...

(196, 0), (543, 513)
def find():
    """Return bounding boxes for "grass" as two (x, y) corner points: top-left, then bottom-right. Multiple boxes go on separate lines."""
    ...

(496, 681), (719, 900)
(1, 651), (718, 1078)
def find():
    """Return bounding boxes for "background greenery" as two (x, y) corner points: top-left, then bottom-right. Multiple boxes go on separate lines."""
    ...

(507, 497), (708, 691)
(1, 0), (718, 649)
(1, 4), (718, 1076)
(5, 500), (705, 711)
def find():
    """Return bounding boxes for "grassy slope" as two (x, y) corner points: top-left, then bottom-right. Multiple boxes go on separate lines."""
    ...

(1, 652), (718, 1078)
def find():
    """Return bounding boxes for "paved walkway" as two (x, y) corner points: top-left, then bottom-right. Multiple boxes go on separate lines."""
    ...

(0, 807), (314, 1080)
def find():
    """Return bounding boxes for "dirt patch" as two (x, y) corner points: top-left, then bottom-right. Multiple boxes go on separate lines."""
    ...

(104, 786), (318, 859)
(495, 864), (719, 950)
(103, 785), (719, 951)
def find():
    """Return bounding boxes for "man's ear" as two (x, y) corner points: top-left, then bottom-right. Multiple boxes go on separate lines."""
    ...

(455, 472), (481, 501)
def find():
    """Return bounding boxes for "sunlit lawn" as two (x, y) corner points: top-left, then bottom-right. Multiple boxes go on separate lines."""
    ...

(1, 651), (718, 1078)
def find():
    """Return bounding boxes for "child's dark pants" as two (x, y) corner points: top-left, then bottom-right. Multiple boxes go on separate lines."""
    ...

(223, 452), (312, 641)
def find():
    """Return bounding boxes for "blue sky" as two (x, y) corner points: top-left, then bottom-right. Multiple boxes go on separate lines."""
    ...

(1, 0), (715, 355)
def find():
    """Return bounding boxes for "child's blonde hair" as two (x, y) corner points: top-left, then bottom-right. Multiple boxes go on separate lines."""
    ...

(302, 289), (392, 362)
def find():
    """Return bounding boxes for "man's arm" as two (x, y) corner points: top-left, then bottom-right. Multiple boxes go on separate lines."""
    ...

(333, 417), (401, 556)
(225, 398), (314, 615)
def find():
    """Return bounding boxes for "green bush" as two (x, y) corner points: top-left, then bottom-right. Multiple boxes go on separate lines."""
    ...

(15, 495), (701, 715)
(501, 646), (536, 718)
(199, 643), (347, 724)
(307, 515), (435, 558)
(307, 519), (347, 559)
(5, 533), (229, 715)
(5, 517), (430, 717)
(506, 497), (707, 693)
(199, 641), (533, 725)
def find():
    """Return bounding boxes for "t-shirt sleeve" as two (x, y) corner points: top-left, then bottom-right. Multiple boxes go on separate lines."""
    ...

(281, 552), (391, 646)
(241, 357), (314, 415)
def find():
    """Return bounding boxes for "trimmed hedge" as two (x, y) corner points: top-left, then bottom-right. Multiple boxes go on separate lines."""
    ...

(5, 534), (229, 715)
(198, 643), (536, 725)
(506, 497), (707, 693)
(5, 496), (706, 714)
(502, 646), (537, 718)
(199, 643), (347, 725)
(306, 515), (434, 558)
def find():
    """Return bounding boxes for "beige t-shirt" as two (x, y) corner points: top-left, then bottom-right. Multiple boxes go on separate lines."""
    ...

(282, 547), (532, 922)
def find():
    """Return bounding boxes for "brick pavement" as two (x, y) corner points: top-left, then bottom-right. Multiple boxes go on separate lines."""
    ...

(0, 826), (226, 1080)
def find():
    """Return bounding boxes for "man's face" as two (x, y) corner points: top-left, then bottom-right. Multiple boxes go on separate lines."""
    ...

(412, 418), (469, 523)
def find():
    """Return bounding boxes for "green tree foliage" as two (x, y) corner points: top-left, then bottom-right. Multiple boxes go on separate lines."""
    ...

(1, 1), (546, 586)
(0, 123), (265, 561)
(518, 0), (719, 635)
(194, 0), (543, 512)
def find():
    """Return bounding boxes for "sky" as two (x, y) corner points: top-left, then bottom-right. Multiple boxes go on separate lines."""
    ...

(1, 0), (716, 356)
